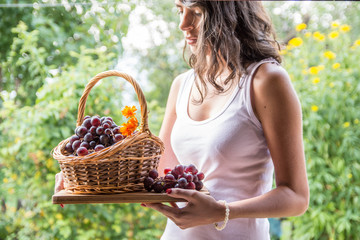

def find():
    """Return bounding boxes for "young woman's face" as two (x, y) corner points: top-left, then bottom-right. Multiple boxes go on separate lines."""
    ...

(175, 0), (203, 53)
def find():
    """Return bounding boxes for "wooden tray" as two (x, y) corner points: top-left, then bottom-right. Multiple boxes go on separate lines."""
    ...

(52, 188), (210, 204)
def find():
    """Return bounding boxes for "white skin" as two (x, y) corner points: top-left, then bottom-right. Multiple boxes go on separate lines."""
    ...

(54, 0), (309, 229)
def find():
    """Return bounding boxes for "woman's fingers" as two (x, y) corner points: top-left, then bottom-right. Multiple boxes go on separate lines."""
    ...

(166, 188), (200, 203)
(54, 172), (64, 194)
(145, 203), (180, 219)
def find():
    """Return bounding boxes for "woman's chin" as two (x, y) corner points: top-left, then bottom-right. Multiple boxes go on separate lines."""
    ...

(189, 45), (197, 54)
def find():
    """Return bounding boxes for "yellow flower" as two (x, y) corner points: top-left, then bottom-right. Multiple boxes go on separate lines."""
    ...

(354, 119), (359, 124)
(279, 49), (287, 55)
(11, 174), (17, 181)
(309, 66), (324, 75)
(324, 51), (336, 60)
(288, 37), (303, 47)
(332, 63), (340, 69)
(354, 39), (360, 46)
(3, 178), (9, 183)
(296, 23), (307, 32)
(313, 31), (325, 41)
(329, 82), (335, 88)
(305, 32), (312, 38)
(55, 213), (63, 220)
(311, 105), (319, 112)
(343, 122), (350, 128)
(340, 24), (351, 32)
(331, 21), (339, 28)
(347, 173), (353, 179)
(122, 105), (137, 119)
(328, 31), (339, 39)
(312, 77), (320, 84)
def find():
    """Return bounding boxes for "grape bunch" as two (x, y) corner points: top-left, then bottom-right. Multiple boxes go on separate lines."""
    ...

(65, 115), (130, 156)
(143, 164), (205, 193)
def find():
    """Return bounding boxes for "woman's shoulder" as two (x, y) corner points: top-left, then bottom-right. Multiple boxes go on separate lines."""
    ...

(168, 69), (194, 99)
(171, 69), (194, 90)
(252, 61), (291, 91)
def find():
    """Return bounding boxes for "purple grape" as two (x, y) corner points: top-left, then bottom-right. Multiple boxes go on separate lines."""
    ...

(164, 174), (176, 181)
(75, 126), (87, 138)
(84, 133), (93, 142)
(185, 164), (198, 174)
(89, 141), (96, 148)
(186, 182), (196, 190)
(175, 164), (185, 176)
(89, 126), (97, 135)
(197, 172), (205, 181)
(82, 118), (92, 129)
(80, 142), (89, 149)
(178, 178), (188, 188)
(69, 135), (80, 145)
(65, 143), (73, 153)
(192, 174), (199, 183)
(102, 122), (110, 129)
(104, 128), (112, 135)
(91, 116), (101, 127)
(164, 182), (176, 191)
(195, 181), (203, 191)
(170, 169), (179, 179)
(95, 144), (105, 152)
(153, 182), (164, 193)
(77, 147), (88, 156)
(144, 177), (155, 192)
(112, 126), (120, 134)
(99, 134), (110, 145)
(105, 117), (113, 123)
(72, 140), (81, 151)
(148, 169), (159, 180)
(184, 173), (193, 182)
(113, 134), (124, 143)
(84, 115), (91, 120)
(96, 127), (104, 135)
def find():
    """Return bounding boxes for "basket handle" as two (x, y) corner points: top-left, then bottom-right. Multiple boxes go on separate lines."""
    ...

(76, 70), (149, 133)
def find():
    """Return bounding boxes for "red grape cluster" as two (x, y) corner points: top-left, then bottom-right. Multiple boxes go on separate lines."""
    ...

(143, 164), (205, 193)
(65, 115), (128, 156)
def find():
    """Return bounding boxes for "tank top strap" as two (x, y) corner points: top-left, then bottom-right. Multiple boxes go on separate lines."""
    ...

(242, 58), (280, 129)
(175, 69), (195, 119)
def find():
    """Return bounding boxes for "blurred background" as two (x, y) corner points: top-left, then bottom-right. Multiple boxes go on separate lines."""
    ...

(0, 1), (359, 239)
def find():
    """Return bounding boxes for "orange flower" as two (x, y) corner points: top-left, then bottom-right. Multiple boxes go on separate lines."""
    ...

(120, 117), (138, 136)
(128, 117), (138, 127)
(122, 105), (137, 118)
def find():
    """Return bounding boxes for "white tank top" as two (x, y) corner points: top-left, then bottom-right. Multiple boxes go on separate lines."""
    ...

(161, 58), (279, 240)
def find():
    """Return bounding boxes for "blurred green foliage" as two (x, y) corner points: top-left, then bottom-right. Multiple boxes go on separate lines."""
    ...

(0, 1), (359, 239)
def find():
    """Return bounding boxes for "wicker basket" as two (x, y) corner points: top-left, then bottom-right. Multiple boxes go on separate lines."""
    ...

(52, 70), (164, 194)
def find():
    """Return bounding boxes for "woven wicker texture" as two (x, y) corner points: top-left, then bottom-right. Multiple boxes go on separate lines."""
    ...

(52, 70), (164, 194)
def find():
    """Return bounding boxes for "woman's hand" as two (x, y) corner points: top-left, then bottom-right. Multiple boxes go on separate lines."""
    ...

(54, 171), (65, 208)
(54, 171), (65, 194)
(144, 188), (226, 229)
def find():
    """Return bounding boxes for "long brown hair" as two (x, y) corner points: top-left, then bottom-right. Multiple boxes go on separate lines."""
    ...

(181, 1), (281, 104)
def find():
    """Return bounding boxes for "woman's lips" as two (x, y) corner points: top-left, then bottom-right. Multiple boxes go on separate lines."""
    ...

(186, 38), (197, 45)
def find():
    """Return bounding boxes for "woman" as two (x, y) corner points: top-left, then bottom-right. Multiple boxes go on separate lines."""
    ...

(144, 1), (309, 239)
(55, 1), (309, 239)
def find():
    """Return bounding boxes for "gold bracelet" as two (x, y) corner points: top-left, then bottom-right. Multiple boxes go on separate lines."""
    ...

(214, 200), (230, 231)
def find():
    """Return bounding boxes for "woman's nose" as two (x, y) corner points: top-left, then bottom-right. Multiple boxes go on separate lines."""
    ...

(179, 10), (194, 31)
